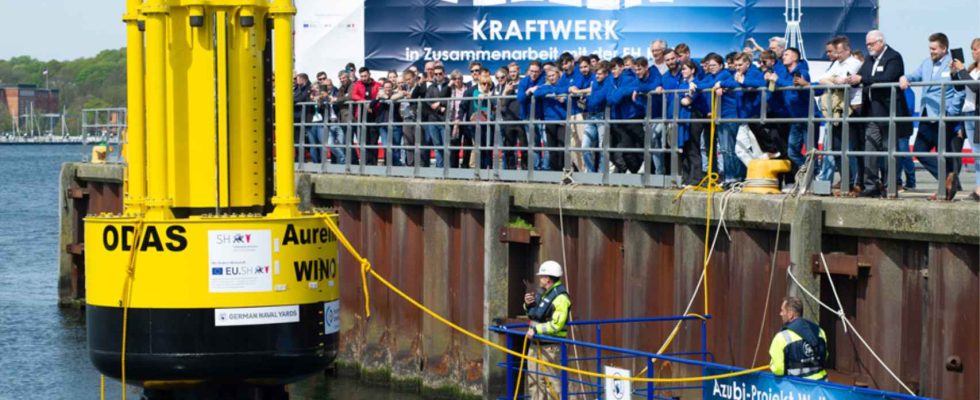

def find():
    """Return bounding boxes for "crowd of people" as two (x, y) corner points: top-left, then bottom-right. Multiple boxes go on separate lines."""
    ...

(294, 30), (980, 201)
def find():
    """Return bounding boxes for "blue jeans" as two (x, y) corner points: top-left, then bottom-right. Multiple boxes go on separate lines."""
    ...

(914, 117), (960, 181)
(474, 123), (494, 169)
(650, 123), (665, 175)
(701, 130), (710, 173)
(531, 123), (549, 171)
(816, 123), (859, 184)
(816, 148), (860, 184)
(787, 123), (807, 169)
(307, 125), (323, 163)
(582, 114), (606, 172)
(380, 126), (404, 166)
(700, 127), (726, 176)
(717, 123), (742, 182)
(817, 150), (835, 181)
(326, 125), (345, 164)
(963, 111), (979, 185)
(425, 125), (446, 168)
(896, 137), (915, 188)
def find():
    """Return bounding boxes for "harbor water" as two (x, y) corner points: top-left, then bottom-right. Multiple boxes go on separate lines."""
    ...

(0, 145), (420, 400)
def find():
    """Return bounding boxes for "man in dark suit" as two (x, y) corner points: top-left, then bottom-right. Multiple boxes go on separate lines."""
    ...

(452, 65), (482, 168)
(500, 63), (526, 170)
(425, 65), (453, 168)
(848, 30), (912, 197)
(400, 69), (428, 167)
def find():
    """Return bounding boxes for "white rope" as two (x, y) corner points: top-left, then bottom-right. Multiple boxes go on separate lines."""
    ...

(786, 267), (839, 315)
(555, 168), (586, 395)
(651, 184), (741, 358)
(818, 252), (848, 333)
(787, 264), (916, 395)
(750, 152), (813, 367)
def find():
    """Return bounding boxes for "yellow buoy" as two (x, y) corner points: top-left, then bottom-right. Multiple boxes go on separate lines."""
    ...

(85, 0), (338, 389)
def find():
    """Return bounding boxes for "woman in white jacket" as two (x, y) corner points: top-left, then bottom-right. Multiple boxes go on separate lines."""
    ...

(735, 124), (780, 167)
(950, 38), (980, 201)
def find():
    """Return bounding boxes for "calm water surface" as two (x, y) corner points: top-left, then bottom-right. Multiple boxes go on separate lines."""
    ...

(0, 145), (419, 400)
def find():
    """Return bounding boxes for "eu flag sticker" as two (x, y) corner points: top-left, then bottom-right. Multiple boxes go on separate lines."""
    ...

(211, 267), (223, 275)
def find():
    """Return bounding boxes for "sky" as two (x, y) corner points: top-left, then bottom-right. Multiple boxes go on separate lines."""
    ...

(0, 1), (126, 61)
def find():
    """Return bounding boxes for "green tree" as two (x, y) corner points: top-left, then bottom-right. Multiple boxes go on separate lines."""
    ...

(0, 48), (127, 135)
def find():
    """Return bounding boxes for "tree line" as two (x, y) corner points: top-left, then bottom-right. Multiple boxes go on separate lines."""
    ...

(0, 48), (126, 134)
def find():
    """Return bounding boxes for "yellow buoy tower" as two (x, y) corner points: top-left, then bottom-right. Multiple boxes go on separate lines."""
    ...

(84, 0), (339, 395)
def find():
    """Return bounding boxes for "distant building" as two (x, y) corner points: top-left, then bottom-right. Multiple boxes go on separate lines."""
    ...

(0, 84), (60, 132)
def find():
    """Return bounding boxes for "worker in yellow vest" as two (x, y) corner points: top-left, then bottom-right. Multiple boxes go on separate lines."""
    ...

(523, 260), (572, 400)
(769, 296), (829, 380)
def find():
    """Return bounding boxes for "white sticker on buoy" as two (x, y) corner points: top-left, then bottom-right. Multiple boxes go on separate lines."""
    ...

(604, 365), (631, 400)
(208, 230), (273, 293)
(324, 300), (340, 334)
(214, 305), (299, 327)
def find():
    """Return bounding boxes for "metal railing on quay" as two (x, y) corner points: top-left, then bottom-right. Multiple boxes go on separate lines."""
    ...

(81, 107), (128, 163)
(295, 79), (979, 198)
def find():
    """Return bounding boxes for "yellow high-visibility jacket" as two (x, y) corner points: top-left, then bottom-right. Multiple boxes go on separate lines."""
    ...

(769, 323), (829, 380)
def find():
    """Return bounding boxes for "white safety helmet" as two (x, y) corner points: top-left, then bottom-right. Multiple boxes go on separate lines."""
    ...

(536, 260), (563, 278)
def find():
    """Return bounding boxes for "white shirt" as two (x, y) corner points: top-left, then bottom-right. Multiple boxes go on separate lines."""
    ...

(963, 69), (979, 113)
(870, 46), (888, 77)
(653, 61), (669, 75)
(826, 56), (863, 105)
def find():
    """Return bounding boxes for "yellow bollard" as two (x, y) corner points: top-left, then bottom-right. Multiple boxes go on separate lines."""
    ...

(742, 159), (792, 194)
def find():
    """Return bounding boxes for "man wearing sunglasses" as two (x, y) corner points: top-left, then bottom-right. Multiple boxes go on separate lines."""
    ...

(425, 65), (453, 168)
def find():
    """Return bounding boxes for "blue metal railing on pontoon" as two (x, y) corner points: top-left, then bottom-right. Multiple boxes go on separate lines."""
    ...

(490, 315), (930, 400)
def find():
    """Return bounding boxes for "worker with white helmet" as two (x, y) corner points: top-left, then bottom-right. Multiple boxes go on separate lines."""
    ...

(522, 260), (572, 399)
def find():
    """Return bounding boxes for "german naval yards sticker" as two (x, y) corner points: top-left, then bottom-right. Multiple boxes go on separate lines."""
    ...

(214, 305), (300, 327)
(208, 230), (273, 293)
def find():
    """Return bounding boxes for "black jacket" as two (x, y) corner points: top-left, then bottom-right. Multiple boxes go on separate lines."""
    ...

(335, 82), (354, 123)
(856, 46), (913, 137)
(293, 82), (314, 122)
(457, 85), (480, 122)
(952, 68), (980, 144)
(425, 79), (453, 122)
(498, 80), (522, 121)
(372, 95), (402, 124)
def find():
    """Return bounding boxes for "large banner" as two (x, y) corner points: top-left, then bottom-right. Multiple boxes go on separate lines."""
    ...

(702, 366), (930, 400)
(364, 0), (878, 72)
(295, 0), (364, 79)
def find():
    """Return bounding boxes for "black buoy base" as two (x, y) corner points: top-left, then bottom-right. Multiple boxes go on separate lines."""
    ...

(142, 384), (288, 400)
(87, 304), (337, 384)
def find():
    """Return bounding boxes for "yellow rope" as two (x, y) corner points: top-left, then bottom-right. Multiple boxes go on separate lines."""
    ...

(702, 91), (719, 317)
(670, 92), (720, 315)
(512, 332), (531, 400)
(320, 214), (768, 383)
(100, 374), (105, 400)
(635, 313), (708, 377)
(657, 92), (721, 376)
(119, 220), (145, 400)
(535, 341), (560, 400)
(322, 215), (372, 318)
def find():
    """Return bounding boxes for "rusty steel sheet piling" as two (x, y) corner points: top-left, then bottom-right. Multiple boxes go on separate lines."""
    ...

(59, 165), (980, 399)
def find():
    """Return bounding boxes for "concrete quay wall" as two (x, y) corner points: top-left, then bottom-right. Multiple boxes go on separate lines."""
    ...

(58, 163), (979, 399)
(307, 174), (977, 399)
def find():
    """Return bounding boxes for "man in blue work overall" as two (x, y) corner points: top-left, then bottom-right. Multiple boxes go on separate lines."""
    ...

(769, 296), (829, 381)
(523, 260), (572, 400)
